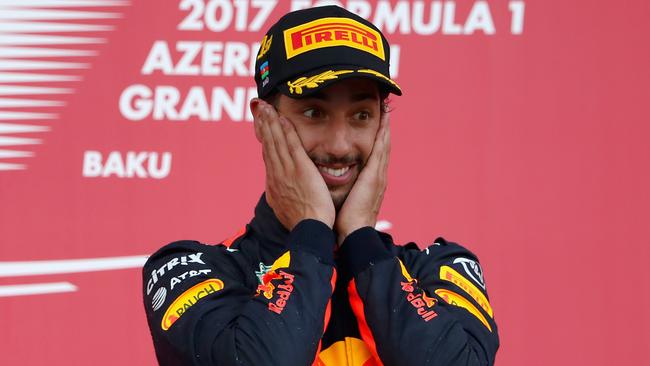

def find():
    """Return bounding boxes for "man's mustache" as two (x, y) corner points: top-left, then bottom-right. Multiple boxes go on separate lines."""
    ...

(309, 154), (364, 168)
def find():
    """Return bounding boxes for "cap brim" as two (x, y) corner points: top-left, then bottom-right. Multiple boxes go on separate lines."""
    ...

(277, 65), (402, 98)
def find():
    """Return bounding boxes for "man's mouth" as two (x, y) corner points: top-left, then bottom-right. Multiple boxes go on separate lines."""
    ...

(317, 164), (355, 186)
(319, 166), (350, 177)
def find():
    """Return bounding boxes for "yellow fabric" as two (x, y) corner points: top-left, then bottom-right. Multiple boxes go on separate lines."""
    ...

(315, 337), (378, 366)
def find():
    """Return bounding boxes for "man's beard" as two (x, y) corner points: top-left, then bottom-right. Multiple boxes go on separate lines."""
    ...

(309, 153), (365, 212)
(331, 187), (350, 212)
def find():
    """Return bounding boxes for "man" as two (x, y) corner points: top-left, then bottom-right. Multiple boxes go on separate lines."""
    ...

(143, 6), (499, 365)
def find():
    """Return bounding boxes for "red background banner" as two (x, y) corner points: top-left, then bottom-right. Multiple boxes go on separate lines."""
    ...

(1, 1), (649, 364)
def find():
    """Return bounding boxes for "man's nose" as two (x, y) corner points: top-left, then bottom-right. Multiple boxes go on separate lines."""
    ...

(322, 116), (353, 158)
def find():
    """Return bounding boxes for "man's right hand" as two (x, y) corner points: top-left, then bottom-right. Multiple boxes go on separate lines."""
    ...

(252, 99), (335, 230)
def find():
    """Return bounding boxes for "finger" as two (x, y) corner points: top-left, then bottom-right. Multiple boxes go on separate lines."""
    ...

(378, 113), (391, 159)
(379, 111), (390, 143)
(251, 98), (267, 143)
(365, 113), (390, 170)
(281, 116), (311, 164)
(259, 106), (281, 172)
(281, 117), (325, 182)
(374, 119), (391, 188)
(359, 116), (391, 186)
(265, 105), (294, 171)
(381, 113), (391, 164)
(253, 116), (263, 143)
(379, 125), (390, 186)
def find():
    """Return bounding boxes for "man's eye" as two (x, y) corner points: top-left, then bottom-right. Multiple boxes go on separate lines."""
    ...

(355, 111), (371, 120)
(303, 108), (323, 118)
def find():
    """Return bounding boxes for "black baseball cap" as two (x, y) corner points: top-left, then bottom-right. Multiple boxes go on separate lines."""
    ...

(254, 5), (402, 99)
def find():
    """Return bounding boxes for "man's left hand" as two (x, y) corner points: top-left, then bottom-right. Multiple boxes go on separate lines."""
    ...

(335, 112), (391, 244)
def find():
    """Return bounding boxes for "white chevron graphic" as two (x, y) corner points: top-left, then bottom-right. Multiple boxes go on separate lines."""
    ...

(0, 98), (65, 107)
(0, 9), (121, 20)
(0, 162), (25, 170)
(0, 0), (129, 7)
(0, 47), (97, 57)
(0, 85), (73, 95)
(0, 111), (57, 120)
(0, 22), (114, 33)
(0, 72), (81, 83)
(0, 0), (131, 171)
(0, 123), (50, 133)
(0, 60), (90, 70)
(0, 136), (42, 145)
(0, 149), (35, 158)
(0, 34), (105, 45)
(0, 282), (78, 297)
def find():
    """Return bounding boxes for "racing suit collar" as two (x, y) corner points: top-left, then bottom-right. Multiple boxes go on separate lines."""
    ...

(249, 193), (290, 249)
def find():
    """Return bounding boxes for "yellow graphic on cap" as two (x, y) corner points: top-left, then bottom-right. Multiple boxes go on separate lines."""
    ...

(287, 69), (353, 95)
(257, 34), (273, 60)
(435, 288), (492, 332)
(357, 69), (401, 91)
(284, 17), (385, 60)
(440, 265), (493, 318)
(161, 278), (224, 331)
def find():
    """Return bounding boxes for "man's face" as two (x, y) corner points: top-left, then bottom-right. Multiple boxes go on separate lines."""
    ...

(275, 78), (382, 210)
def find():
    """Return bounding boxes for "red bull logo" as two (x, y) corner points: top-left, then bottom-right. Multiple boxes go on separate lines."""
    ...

(255, 251), (291, 297)
(254, 251), (295, 314)
(398, 259), (438, 322)
(257, 270), (283, 299)
(422, 292), (437, 308)
(267, 270), (294, 314)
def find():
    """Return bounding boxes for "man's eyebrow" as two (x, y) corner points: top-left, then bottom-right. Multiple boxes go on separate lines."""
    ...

(349, 92), (379, 102)
(304, 91), (379, 102)
(306, 91), (328, 101)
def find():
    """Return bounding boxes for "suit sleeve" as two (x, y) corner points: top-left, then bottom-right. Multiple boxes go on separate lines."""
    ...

(339, 227), (499, 366)
(143, 219), (337, 366)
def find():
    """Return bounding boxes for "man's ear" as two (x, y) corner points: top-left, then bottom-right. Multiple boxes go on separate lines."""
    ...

(250, 98), (263, 143)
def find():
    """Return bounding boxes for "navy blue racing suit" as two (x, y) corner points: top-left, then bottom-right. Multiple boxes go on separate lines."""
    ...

(143, 195), (499, 365)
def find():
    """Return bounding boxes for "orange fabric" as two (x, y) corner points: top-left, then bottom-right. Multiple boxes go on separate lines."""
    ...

(312, 268), (337, 366)
(222, 226), (246, 247)
(348, 279), (383, 366)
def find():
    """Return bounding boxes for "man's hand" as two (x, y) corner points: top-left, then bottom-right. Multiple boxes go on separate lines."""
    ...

(335, 112), (391, 243)
(252, 99), (335, 230)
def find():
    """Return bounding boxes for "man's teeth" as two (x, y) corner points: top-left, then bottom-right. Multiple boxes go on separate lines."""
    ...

(319, 166), (350, 177)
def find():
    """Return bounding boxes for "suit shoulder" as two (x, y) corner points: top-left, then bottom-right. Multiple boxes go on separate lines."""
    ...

(400, 237), (482, 262)
(401, 237), (490, 296)
(142, 238), (252, 314)
(143, 239), (246, 280)
(146, 240), (216, 265)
